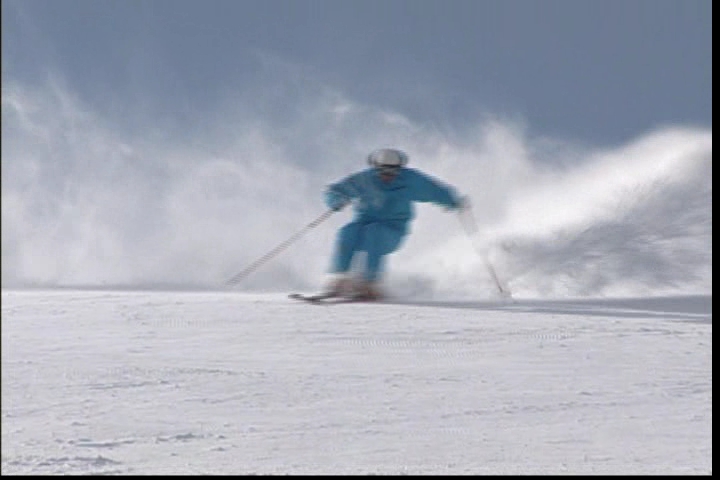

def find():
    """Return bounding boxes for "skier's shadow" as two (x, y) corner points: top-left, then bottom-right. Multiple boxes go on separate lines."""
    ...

(384, 294), (712, 324)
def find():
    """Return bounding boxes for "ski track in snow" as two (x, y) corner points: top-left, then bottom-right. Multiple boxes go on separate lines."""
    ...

(1, 289), (712, 475)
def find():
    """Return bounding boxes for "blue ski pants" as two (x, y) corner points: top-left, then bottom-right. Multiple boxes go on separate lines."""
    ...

(330, 219), (407, 282)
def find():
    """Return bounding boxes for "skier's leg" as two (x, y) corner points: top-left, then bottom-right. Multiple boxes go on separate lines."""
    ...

(329, 222), (362, 273)
(360, 223), (406, 292)
(326, 222), (364, 294)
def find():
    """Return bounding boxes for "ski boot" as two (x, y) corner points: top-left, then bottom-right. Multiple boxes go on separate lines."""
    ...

(323, 275), (355, 298)
(352, 280), (383, 301)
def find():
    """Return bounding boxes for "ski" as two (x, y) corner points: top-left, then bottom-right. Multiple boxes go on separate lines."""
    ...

(288, 293), (340, 304)
(288, 293), (378, 304)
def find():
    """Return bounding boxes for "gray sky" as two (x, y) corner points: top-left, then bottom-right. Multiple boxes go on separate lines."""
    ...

(2, 0), (712, 147)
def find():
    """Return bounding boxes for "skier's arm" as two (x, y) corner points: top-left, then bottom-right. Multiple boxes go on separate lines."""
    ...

(324, 173), (363, 211)
(408, 169), (464, 209)
(325, 189), (349, 211)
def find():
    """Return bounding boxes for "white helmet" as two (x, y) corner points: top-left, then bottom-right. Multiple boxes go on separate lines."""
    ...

(367, 148), (409, 168)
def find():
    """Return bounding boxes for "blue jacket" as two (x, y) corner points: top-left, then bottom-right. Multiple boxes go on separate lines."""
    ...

(324, 167), (461, 230)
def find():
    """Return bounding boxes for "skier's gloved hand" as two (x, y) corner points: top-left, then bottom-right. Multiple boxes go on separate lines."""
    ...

(331, 199), (349, 211)
(325, 190), (349, 211)
(453, 195), (470, 212)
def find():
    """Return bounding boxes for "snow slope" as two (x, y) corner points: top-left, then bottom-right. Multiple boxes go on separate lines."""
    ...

(1, 289), (711, 475)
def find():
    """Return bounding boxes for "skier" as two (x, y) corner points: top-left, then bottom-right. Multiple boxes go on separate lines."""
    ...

(323, 148), (467, 300)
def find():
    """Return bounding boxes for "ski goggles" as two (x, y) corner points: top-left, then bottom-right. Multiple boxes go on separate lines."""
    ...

(376, 164), (402, 175)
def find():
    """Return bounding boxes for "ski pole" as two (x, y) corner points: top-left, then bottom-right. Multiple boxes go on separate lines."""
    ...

(225, 209), (335, 287)
(457, 204), (512, 298)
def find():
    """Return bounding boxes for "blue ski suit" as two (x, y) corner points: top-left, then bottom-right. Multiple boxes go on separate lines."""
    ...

(324, 167), (463, 282)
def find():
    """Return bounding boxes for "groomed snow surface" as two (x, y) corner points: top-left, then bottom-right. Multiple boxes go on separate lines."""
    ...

(1, 289), (711, 475)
